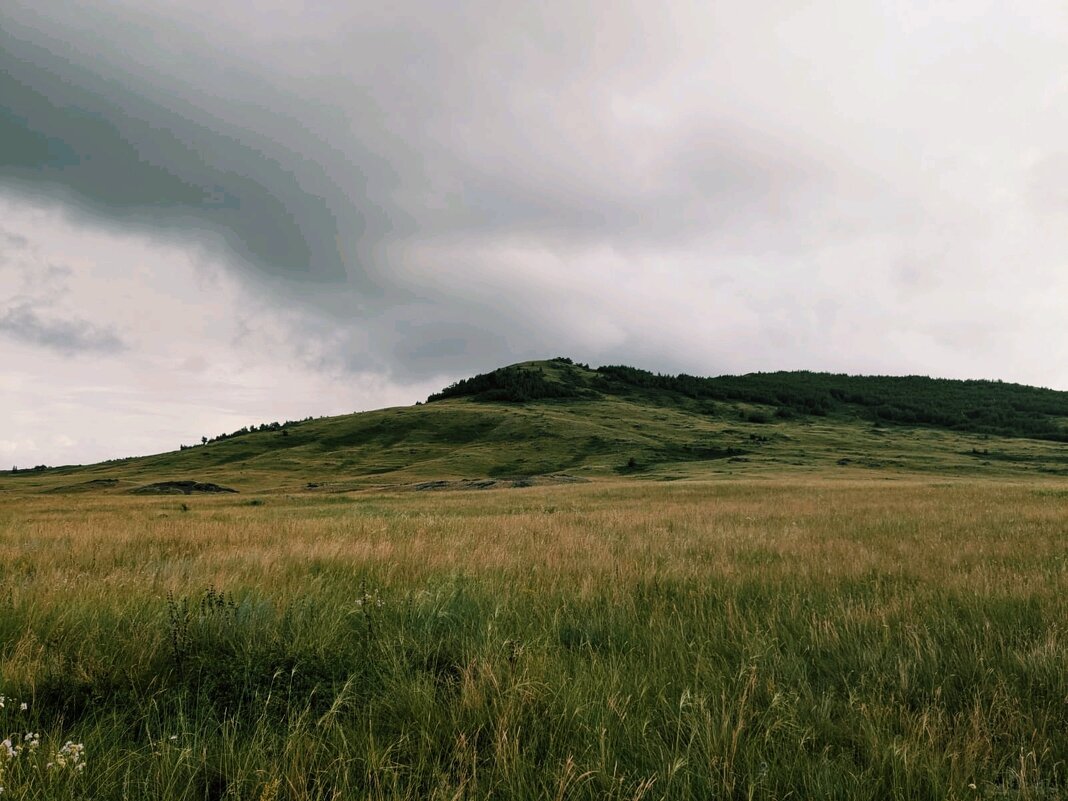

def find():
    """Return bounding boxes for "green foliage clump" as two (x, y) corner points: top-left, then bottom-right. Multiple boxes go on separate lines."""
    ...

(427, 365), (588, 403)
(201, 417), (311, 447)
(596, 365), (1068, 441)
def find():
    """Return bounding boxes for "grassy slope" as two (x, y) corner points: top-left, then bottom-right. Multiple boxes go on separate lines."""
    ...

(3, 360), (1067, 495)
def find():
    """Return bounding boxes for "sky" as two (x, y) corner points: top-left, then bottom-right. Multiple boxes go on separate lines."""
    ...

(2, 1), (1067, 467)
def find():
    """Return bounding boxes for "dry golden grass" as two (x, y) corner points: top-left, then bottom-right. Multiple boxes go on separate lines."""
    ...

(0, 476), (1066, 799)
(4, 476), (1064, 590)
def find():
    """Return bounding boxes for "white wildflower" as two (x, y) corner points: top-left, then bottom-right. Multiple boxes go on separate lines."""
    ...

(49, 741), (86, 772)
(18, 704), (26, 713)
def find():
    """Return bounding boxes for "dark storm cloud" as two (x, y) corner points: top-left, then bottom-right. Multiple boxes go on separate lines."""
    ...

(0, 4), (819, 255)
(2, 1), (1065, 390)
(0, 1), (834, 379)
(1, 20), (355, 283)
(0, 301), (126, 354)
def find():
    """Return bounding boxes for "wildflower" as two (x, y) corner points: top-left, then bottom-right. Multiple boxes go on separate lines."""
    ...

(0, 740), (16, 760)
(18, 704), (26, 713)
(355, 589), (384, 608)
(49, 741), (85, 772)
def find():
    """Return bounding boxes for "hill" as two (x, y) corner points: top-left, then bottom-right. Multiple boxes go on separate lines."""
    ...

(3, 358), (1067, 494)
(432, 359), (1068, 441)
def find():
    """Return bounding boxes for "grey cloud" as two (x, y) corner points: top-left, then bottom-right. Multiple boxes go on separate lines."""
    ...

(0, 4), (818, 260)
(1, 1), (1065, 388)
(0, 301), (127, 355)
(0, 2), (835, 375)
(1, 20), (355, 283)
(1, 229), (29, 250)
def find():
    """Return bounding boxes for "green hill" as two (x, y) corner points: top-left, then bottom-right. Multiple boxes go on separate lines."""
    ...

(433, 358), (1068, 441)
(4, 358), (1068, 494)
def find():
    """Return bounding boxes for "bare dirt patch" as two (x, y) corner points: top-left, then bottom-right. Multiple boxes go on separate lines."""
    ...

(409, 474), (589, 492)
(129, 481), (238, 495)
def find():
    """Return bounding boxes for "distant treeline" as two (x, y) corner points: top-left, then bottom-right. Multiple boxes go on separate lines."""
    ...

(427, 359), (1068, 442)
(596, 365), (1068, 442)
(179, 417), (315, 450)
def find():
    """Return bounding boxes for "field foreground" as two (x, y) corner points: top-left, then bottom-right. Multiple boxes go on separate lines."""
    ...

(0, 477), (1066, 800)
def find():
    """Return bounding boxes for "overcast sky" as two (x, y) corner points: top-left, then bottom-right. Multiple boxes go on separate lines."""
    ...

(3, 1), (1067, 466)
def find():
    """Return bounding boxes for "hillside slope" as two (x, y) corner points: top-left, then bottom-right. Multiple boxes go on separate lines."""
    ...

(3, 359), (1067, 494)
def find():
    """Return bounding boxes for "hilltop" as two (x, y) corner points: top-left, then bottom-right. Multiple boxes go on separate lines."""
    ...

(3, 358), (1067, 494)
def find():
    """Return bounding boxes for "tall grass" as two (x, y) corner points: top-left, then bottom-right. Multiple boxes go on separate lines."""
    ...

(0, 478), (1065, 799)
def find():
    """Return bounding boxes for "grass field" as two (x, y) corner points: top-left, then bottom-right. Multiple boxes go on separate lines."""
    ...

(1, 476), (1066, 799)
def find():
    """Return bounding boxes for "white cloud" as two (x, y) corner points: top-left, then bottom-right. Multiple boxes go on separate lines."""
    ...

(0, 196), (443, 466)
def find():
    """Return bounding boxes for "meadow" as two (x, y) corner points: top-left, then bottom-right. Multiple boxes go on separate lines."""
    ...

(0, 476), (1066, 800)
